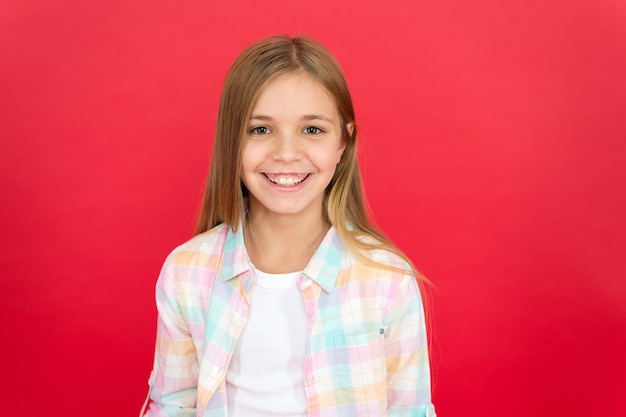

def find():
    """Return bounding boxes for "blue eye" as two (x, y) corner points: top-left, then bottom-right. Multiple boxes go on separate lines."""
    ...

(304, 126), (323, 135)
(250, 126), (271, 135)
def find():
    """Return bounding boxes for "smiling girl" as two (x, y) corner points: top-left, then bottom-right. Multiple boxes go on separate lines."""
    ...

(143, 35), (436, 417)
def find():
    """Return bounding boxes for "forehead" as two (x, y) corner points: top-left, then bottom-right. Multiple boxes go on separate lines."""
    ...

(251, 72), (338, 118)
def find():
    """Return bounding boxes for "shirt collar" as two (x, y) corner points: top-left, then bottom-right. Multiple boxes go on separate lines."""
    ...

(302, 226), (345, 293)
(218, 221), (345, 293)
(218, 222), (251, 282)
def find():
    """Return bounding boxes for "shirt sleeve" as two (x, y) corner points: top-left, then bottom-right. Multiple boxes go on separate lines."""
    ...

(144, 259), (198, 417)
(384, 272), (436, 417)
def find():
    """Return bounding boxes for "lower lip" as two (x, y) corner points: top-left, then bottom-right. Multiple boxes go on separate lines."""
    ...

(263, 174), (312, 191)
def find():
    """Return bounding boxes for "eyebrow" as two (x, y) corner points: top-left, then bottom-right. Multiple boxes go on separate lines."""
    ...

(249, 115), (273, 121)
(249, 114), (333, 123)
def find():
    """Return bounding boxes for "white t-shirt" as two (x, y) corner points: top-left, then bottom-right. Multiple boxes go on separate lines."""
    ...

(225, 266), (308, 417)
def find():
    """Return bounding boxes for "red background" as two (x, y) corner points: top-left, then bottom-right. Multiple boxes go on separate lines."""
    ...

(1, 1), (625, 415)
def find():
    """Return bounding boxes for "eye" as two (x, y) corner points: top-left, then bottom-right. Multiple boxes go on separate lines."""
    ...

(303, 126), (324, 135)
(249, 126), (271, 135)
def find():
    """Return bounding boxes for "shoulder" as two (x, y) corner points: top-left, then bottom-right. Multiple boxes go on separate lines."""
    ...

(336, 236), (414, 292)
(166, 223), (230, 267)
(335, 235), (422, 313)
(349, 233), (413, 274)
(363, 246), (411, 272)
(156, 223), (230, 297)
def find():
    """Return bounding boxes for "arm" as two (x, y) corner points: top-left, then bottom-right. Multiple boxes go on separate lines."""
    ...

(143, 261), (198, 417)
(384, 273), (436, 417)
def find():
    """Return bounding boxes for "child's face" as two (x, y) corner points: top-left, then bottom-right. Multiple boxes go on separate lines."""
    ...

(242, 72), (346, 222)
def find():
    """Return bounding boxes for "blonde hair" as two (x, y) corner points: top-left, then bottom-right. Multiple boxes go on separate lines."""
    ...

(195, 35), (424, 280)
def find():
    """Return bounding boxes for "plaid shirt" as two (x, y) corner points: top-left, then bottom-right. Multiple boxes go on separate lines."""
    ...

(145, 223), (436, 417)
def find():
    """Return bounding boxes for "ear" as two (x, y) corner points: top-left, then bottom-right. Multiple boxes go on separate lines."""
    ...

(346, 122), (354, 138)
(338, 122), (354, 160)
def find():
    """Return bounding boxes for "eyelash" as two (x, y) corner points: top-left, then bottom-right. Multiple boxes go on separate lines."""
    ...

(248, 126), (325, 135)
(303, 126), (324, 135)
(249, 126), (271, 135)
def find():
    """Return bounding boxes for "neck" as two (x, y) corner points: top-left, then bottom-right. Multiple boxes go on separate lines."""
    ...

(244, 211), (329, 274)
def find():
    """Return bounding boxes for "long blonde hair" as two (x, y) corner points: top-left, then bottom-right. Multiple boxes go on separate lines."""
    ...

(195, 35), (424, 279)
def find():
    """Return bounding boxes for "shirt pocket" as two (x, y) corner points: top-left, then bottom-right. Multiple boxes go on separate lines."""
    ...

(332, 327), (387, 392)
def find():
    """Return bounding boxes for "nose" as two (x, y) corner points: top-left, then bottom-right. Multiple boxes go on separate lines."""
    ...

(272, 132), (302, 162)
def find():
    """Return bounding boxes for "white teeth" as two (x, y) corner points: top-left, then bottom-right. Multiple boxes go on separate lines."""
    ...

(268, 175), (306, 186)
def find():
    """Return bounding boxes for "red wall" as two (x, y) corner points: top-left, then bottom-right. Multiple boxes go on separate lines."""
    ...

(1, 1), (625, 415)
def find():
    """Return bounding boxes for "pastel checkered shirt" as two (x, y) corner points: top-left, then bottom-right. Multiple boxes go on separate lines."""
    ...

(145, 223), (436, 417)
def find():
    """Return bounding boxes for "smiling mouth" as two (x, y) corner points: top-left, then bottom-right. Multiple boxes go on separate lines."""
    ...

(264, 173), (310, 186)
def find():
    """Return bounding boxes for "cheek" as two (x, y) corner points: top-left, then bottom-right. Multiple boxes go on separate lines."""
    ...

(314, 147), (343, 171)
(241, 144), (257, 173)
(240, 153), (256, 187)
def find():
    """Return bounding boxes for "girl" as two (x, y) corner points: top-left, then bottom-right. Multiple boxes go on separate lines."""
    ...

(143, 35), (436, 417)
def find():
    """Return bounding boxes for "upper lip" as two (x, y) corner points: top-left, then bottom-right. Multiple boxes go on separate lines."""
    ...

(263, 173), (309, 177)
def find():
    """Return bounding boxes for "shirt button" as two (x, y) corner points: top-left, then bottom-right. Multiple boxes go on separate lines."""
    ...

(305, 374), (315, 384)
